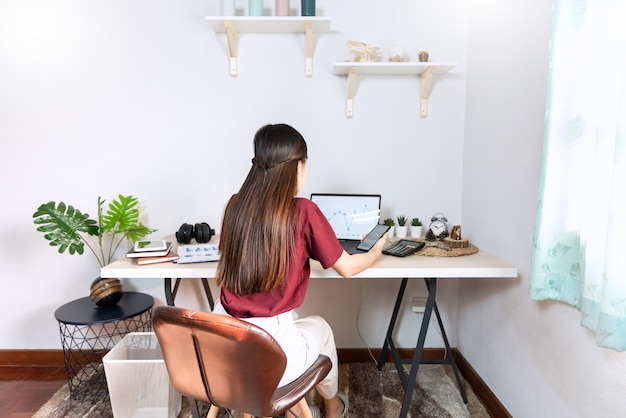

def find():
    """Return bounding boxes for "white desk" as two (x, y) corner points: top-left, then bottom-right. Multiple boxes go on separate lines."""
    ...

(101, 248), (514, 282)
(101, 247), (516, 418)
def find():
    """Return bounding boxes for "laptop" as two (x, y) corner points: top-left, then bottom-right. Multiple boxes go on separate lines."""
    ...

(310, 193), (382, 254)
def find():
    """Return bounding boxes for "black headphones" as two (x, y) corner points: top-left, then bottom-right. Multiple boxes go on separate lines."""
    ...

(176, 222), (215, 244)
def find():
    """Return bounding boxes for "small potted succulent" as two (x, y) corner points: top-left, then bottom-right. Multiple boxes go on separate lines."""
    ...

(33, 194), (156, 307)
(383, 217), (395, 238)
(410, 217), (423, 238)
(418, 50), (429, 62)
(396, 215), (408, 239)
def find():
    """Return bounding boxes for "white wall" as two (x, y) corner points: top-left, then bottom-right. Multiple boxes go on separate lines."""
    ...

(2, 0), (625, 416)
(461, 0), (626, 417)
(0, 0), (467, 350)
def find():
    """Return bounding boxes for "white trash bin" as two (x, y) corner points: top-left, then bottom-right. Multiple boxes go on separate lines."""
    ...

(103, 332), (181, 418)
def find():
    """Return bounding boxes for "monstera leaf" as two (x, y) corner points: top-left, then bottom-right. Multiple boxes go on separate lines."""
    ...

(33, 195), (156, 267)
(33, 202), (99, 255)
(98, 195), (153, 241)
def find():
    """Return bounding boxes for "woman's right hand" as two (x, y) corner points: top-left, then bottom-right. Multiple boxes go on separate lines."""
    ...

(331, 233), (387, 278)
(370, 232), (388, 253)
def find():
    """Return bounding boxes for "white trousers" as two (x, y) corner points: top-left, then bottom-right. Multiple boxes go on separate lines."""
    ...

(213, 301), (338, 399)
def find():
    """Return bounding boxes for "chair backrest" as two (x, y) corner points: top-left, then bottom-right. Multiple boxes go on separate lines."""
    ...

(153, 306), (288, 415)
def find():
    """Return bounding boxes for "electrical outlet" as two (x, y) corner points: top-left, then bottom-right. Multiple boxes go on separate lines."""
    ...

(411, 297), (427, 313)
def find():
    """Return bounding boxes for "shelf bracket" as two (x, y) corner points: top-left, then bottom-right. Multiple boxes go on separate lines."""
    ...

(346, 66), (357, 118)
(305, 21), (313, 77)
(224, 21), (238, 77)
(420, 66), (436, 118)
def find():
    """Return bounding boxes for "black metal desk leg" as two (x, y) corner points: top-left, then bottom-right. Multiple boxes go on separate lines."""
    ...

(399, 278), (438, 418)
(164, 278), (182, 306)
(430, 283), (468, 403)
(165, 278), (213, 309)
(201, 278), (215, 311)
(164, 278), (174, 306)
(377, 278), (408, 371)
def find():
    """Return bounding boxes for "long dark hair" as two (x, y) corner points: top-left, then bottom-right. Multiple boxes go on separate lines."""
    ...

(216, 124), (308, 294)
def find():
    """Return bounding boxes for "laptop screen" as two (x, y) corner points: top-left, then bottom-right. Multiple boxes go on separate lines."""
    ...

(310, 193), (381, 240)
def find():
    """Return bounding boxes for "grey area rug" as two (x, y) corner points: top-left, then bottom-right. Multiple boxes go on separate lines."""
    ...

(34, 363), (491, 418)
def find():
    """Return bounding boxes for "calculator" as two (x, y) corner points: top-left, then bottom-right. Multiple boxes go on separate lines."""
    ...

(382, 240), (426, 257)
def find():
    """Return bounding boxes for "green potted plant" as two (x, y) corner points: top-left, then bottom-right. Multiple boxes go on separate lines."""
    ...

(396, 215), (408, 239)
(409, 217), (423, 238)
(33, 194), (156, 307)
(383, 217), (395, 238)
(418, 50), (429, 62)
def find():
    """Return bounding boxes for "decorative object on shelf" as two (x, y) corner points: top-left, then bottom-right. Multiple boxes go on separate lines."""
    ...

(345, 40), (382, 62)
(301, 0), (315, 16)
(275, 0), (289, 15)
(383, 217), (396, 238)
(249, 0), (263, 16)
(418, 50), (429, 62)
(221, 0), (236, 16)
(33, 194), (156, 307)
(388, 45), (406, 62)
(426, 212), (448, 241)
(396, 215), (408, 239)
(409, 217), (423, 238)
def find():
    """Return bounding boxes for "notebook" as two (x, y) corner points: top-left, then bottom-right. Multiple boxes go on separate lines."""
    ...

(310, 193), (382, 254)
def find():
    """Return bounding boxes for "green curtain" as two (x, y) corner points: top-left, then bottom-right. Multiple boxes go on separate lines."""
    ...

(530, 0), (626, 351)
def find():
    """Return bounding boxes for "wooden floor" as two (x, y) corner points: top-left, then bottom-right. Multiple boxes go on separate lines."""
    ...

(0, 366), (68, 418)
(0, 351), (509, 418)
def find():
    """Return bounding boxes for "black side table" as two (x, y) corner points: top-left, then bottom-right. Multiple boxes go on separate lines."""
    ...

(54, 291), (154, 400)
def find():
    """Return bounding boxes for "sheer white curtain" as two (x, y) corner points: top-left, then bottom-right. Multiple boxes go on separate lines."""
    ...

(530, 0), (626, 351)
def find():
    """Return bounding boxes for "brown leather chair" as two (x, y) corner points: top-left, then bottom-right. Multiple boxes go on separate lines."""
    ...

(152, 306), (332, 418)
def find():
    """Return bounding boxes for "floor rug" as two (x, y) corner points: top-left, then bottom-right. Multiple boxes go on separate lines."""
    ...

(34, 362), (491, 417)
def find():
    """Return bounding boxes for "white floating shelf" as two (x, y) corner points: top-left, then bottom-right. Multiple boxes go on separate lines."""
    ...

(332, 61), (457, 76)
(206, 16), (331, 33)
(206, 16), (332, 77)
(332, 62), (457, 118)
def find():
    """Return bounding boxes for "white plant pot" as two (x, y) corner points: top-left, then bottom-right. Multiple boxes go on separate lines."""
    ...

(387, 226), (395, 238)
(410, 225), (423, 238)
(396, 226), (408, 239)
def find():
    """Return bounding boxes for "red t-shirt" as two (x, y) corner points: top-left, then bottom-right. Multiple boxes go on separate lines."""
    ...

(220, 198), (343, 318)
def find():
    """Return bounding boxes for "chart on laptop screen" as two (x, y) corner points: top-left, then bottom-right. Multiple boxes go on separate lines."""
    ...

(310, 194), (381, 240)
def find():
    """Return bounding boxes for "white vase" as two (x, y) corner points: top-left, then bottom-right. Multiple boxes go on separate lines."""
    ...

(410, 225), (423, 238)
(275, 0), (289, 15)
(221, 0), (236, 15)
(249, 0), (263, 15)
(396, 226), (408, 239)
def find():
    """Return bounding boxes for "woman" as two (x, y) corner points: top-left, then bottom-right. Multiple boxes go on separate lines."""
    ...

(214, 124), (387, 418)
